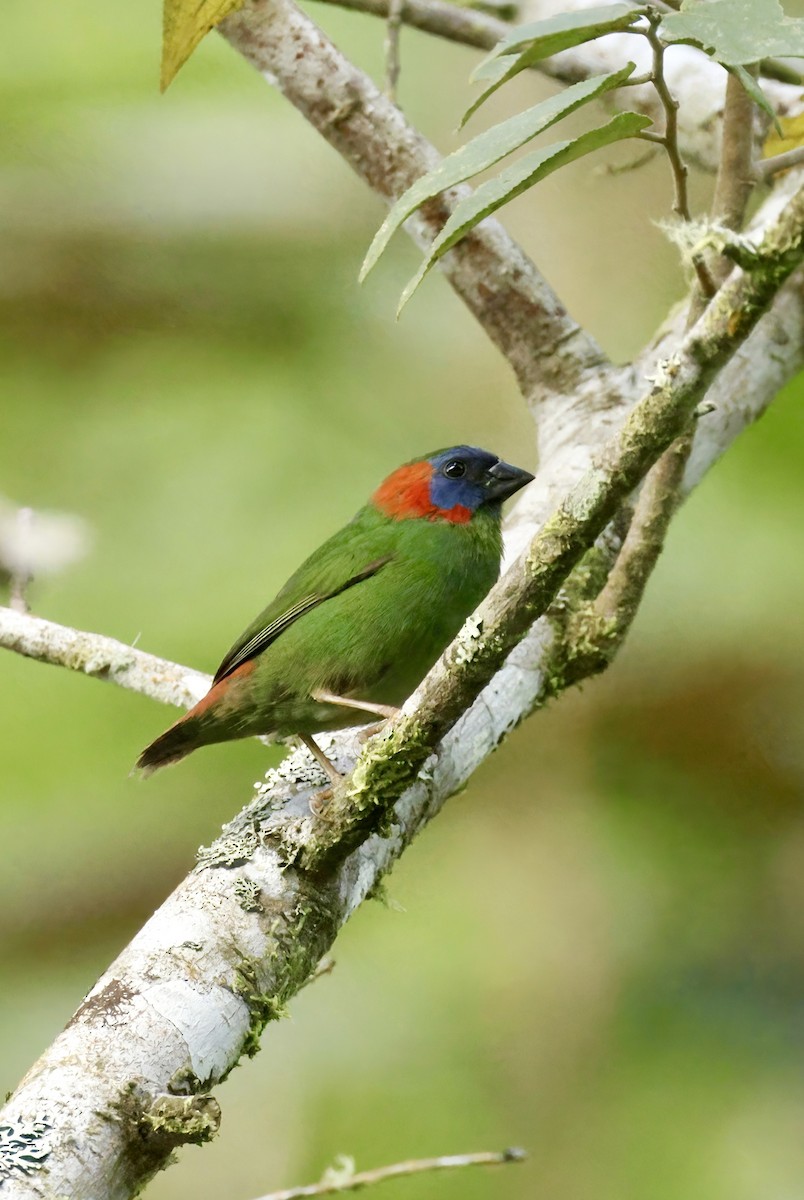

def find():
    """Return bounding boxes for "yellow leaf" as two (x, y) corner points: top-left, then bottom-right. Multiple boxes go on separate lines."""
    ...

(763, 112), (804, 158)
(161, 0), (246, 91)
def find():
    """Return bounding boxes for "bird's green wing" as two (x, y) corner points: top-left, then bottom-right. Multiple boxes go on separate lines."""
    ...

(212, 522), (394, 684)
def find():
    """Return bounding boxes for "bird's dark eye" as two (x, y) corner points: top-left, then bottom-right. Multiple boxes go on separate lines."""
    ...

(443, 459), (466, 478)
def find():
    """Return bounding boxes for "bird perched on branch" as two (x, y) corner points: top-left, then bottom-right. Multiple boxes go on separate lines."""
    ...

(136, 446), (533, 780)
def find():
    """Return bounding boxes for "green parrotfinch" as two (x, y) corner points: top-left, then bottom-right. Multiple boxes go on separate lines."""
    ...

(136, 445), (533, 778)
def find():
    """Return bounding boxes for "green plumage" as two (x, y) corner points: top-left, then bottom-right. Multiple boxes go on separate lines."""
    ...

(137, 447), (532, 774)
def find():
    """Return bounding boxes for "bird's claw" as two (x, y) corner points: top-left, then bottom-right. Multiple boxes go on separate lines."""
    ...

(357, 719), (388, 744)
(308, 787), (334, 816)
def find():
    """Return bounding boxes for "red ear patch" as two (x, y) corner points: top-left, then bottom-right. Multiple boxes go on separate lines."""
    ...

(372, 462), (472, 524)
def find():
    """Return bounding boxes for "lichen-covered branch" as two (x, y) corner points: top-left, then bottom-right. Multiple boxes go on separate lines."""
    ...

(0, 606), (210, 709)
(2, 174), (802, 1200)
(562, 432), (692, 681)
(274, 181), (804, 867)
(217, 0), (607, 398)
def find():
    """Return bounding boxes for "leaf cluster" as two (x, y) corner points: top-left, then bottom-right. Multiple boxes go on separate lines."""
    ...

(158, 0), (804, 307)
(358, 0), (804, 307)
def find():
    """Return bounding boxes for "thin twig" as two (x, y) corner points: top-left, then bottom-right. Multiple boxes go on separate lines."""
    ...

(313, 0), (511, 53)
(643, 12), (716, 298)
(578, 48), (751, 657)
(755, 144), (804, 182)
(603, 145), (660, 176)
(253, 1148), (526, 1200)
(636, 130), (667, 146)
(384, 0), (404, 101)
(304, 957), (336, 986)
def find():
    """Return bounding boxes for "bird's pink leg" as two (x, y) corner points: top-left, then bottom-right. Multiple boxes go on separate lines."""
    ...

(298, 733), (342, 785)
(301, 695), (403, 809)
(356, 720), (387, 744)
(312, 689), (401, 720)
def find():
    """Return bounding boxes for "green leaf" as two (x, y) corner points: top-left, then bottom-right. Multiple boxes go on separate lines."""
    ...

(461, 58), (522, 127)
(397, 111), (652, 314)
(162, 0), (245, 90)
(660, 0), (804, 66)
(360, 65), (636, 281)
(730, 65), (783, 134)
(474, 3), (645, 68)
(463, 3), (647, 121)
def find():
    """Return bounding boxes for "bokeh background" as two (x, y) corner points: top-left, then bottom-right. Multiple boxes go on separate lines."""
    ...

(2, 2), (803, 1198)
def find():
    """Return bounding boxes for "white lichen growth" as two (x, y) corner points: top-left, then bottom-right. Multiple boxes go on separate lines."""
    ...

(645, 353), (683, 394)
(451, 614), (484, 665)
(658, 216), (763, 271)
(0, 1118), (52, 1180)
(233, 876), (263, 913)
(196, 831), (259, 870)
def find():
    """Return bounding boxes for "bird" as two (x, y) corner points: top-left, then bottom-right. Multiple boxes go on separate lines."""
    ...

(136, 446), (533, 780)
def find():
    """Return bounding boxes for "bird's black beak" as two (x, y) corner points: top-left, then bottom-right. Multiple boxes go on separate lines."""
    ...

(484, 459), (535, 503)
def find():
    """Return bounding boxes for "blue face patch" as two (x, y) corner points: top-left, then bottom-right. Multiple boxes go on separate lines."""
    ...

(428, 446), (500, 512)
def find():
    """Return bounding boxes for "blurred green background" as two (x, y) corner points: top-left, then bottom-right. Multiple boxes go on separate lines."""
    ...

(1, 2), (803, 1198)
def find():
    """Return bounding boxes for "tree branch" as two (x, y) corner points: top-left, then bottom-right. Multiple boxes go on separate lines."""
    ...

(0, 605), (209, 709)
(2, 174), (802, 1199)
(565, 430), (692, 680)
(314, 0), (513, 55)
(277, 180), (804, 868)
(254, 1148), (525, 1200)
(217, 0), (607, 399)
(755, 144), (804, 182)
(712, 70), (758, 234)
(383, 0), (404, 100)
(4, 180), (803, 712)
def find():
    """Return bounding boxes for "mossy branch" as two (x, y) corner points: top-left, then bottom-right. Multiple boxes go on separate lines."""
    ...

(277, 181), (804, 870)
(562, 433), (693, 682)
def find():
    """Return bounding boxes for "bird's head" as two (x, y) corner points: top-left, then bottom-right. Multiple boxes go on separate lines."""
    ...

(371, 446), (534, 524)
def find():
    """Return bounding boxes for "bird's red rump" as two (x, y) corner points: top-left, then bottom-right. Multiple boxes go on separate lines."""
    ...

(372, 461), (472, 524)
(190, 657), (256, 718)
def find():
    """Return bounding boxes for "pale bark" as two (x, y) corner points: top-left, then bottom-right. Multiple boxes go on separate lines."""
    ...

(2, 185), (803, 1194)
(2, 1), (803, 1196)
(0, 607), (209, 709)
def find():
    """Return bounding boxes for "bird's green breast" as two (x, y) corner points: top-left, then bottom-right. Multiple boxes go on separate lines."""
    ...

(228, 505), (503, 738)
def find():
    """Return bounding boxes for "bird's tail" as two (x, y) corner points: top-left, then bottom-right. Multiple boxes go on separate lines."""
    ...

(135, 715), (199, 776)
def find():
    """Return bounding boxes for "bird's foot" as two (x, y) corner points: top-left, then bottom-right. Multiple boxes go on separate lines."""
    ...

(357, 719), (388, 744)
(308, 787), (334, 816)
